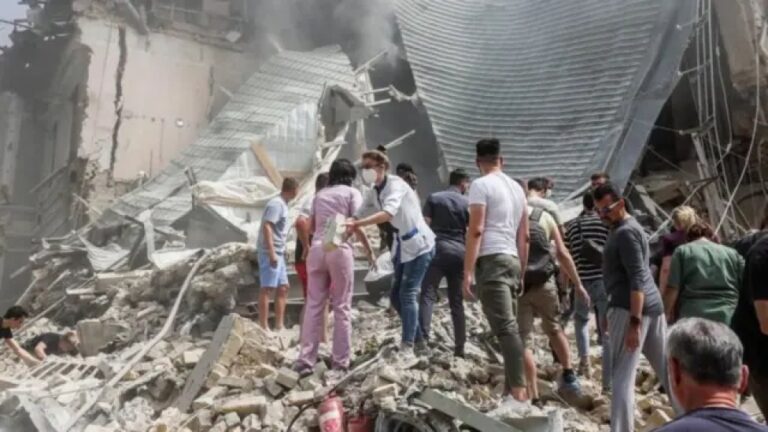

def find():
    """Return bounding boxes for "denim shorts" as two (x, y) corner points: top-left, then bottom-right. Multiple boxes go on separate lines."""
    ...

(257, 252), (289, 288)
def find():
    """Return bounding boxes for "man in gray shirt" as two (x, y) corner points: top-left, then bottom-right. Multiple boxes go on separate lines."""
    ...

(593, 183), (679, 432)
(257, 178), (299, 331)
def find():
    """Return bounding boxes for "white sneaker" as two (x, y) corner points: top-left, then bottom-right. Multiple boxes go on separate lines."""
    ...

(397, 345), (418, 367)
(488, 395), (534, 419)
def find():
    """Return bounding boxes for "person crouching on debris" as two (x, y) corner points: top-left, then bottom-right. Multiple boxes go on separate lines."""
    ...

(23, 331), (79, 361)
(294, 159), (374, 379)
(463, 138), (530, 413)
(1, 306), (40, 366)
(257, 177), (299, 331)
(347, 150), (435, 362)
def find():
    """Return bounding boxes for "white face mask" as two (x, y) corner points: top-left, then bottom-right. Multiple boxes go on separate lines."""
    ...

(545, 189), (553, 199)
(361, 168), (378, 185)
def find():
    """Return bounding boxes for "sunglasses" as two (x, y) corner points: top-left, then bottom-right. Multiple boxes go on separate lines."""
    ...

(598, 200), (621, 215)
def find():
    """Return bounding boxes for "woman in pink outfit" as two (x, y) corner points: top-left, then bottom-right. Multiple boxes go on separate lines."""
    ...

(294, 159), (374, 377)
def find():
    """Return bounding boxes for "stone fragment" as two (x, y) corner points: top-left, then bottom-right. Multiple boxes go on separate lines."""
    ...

(276, 367), (299, 389)
(223, 412), (241, 428)
(183, 349), (206, 366)
(219, 333), (245, 367)
(250, 363), (276, 379)
(265, 378), (284, 397)
(210, 422), (227, 432)
(242, 414), (262, 432)
(285, 390), (315, 406)
(189, 409), (214, 432)
(218, 376), (252, 390)
(206, 363), (230, 388)
(262, 401), (285, 428)
(84, 426), (117, 432)
(217, 396), (267, 416)
(193, 386), (228, 411)
(77, 319), (128, 357)
(372, 384), (399, 401)
(299, 375), (321, 392)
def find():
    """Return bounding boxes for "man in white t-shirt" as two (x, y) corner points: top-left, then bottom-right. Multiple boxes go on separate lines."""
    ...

(463, 138), (530, 412)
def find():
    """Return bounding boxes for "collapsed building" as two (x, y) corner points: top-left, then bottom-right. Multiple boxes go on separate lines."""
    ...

(0, 0), (767, 431)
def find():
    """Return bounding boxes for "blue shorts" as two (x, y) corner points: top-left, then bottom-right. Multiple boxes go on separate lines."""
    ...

(257, 252), (289, 288)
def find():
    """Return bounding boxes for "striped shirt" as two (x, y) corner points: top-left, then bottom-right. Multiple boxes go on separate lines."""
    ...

(564, 212), (609, 281)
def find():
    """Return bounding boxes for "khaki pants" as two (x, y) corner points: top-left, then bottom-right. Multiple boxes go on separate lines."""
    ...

(518, 279), (561, 349)
(476, 253), (525, 389)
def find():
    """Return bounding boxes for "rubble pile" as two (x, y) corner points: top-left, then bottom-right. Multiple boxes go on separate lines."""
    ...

(0, 241), (680, 431)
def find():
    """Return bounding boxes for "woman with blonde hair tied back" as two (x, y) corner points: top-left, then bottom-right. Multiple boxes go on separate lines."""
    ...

(659, 206), (699, 305)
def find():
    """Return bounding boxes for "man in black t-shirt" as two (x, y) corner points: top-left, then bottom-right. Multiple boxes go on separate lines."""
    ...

(655, 318), (768, 432)
(23, 331), (79, 361)
(732, 233), (768, 420)
(1, 306), (40, 366)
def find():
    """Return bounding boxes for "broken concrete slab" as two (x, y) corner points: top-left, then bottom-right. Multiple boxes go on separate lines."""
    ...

(182, 348), (205, 367)
(285, 390), (315, 406)
(217, 376), (252, 390)
(192, 386), (228, 411)
(275, 367), (299, 389)
(223, 411), (240, 428)
(77, 319), (128, 357)
(216, 396), (267, 417)
(175, 314), (237, 412)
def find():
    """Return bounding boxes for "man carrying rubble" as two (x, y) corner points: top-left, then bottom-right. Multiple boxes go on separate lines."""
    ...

(419, 168), (470, 358)
(1, 306), (40, 366)
(593, 183), (679, 432)
(348, 150), (435, 361)
(462, 138), (530, 411)
(518, 188), (591, 404)
(257, 177), (299, 331)
(654, 318), (768, 432)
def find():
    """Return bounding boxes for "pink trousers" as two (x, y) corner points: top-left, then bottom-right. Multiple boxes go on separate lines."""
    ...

(297, 244), (354, 370)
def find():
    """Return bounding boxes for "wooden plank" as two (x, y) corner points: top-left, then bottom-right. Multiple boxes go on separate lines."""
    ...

(250, 142), (283, 188)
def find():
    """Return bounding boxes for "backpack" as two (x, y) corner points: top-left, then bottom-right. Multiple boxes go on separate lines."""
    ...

(524, 208), (556, 287)
(577, 217), (604, 267)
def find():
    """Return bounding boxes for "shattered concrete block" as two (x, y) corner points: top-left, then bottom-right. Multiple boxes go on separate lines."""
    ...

(265, 378), (284, 398)
(183, 349), (206, 367)
(372, 384), (399, 400)
(217, 396), (267, 416)
(242, 414), (262, 432)
(223, 412), (241, 428)
(206, 363), (230, 388)
(189, 409), (214, 432)
(275, 367), (299, 389)
(218, 333), (245, 367)
(0, 376), (21, 391)
(262, 401), (285, 428)
(255, 364), (277, 378)
(218, 376), (252, 390)
(77, 319), (127, 357)
(193, 386), (228, 411)
(285, 390), (315, 406)
(299, 375), (321, 392)
(210, 422), (227, 432)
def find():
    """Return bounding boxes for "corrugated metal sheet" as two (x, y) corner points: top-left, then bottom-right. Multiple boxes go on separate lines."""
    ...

(102, 46), (358, 226)
(395, 0), (697, 199)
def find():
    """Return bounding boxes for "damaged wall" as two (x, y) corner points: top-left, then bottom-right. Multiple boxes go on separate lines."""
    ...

(78, 17), (259, 185)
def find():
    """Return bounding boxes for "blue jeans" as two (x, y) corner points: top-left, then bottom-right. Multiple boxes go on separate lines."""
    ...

(575, 278), (611, 390)
(391, 248), (435, 345)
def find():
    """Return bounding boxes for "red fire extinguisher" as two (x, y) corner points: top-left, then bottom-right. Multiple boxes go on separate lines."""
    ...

(318, 394), (345, 432)
(347, 400), (374, 432)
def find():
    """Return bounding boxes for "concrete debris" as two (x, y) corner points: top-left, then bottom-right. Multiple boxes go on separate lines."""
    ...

(0, 242), (688, 432)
